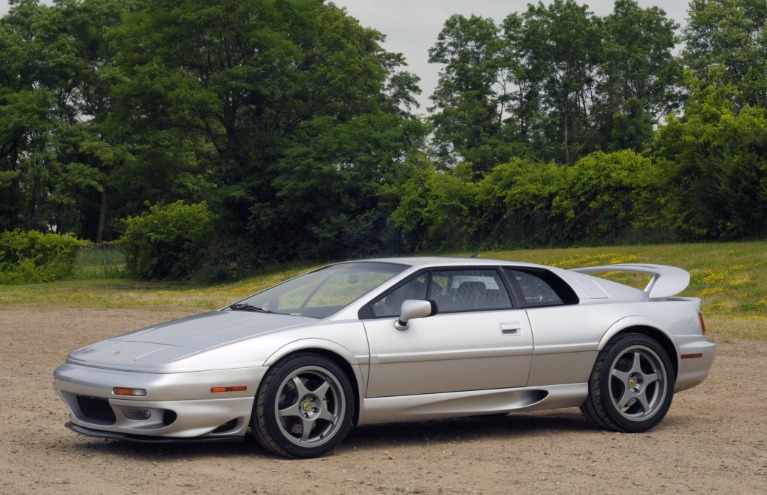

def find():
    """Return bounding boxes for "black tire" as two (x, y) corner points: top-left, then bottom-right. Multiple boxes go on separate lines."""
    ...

(580, 333), (675, 433)
(252, 353), (354, 458)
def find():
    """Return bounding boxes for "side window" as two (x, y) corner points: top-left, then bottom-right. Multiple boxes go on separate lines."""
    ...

(371, 274), (428, 317)
(430, 269), (512, 313)
(506, 268), (578, 307)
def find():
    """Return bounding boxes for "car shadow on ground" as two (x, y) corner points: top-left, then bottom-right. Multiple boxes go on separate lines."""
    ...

(59, 409), (594, 460)
(343, 410), (593, 450)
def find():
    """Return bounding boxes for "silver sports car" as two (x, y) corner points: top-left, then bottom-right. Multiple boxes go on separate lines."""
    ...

(54, 257), (715, 458)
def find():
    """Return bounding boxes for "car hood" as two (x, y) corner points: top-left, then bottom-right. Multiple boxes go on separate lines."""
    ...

(67, 310), (315, 370)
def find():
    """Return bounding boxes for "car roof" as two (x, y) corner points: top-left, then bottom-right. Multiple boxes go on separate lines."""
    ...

(358, 256), (547, 270)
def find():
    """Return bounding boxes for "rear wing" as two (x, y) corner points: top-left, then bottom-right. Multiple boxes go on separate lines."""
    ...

(572, 263), (690, 299)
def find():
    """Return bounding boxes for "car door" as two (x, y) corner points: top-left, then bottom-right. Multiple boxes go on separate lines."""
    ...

(361, 268), (534, 398)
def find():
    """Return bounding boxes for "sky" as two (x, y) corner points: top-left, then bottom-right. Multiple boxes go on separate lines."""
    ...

(1, 0), (690, 112)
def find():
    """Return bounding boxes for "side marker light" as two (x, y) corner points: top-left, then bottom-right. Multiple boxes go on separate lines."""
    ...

(681, 353), (703, 359)
(211, 386), (247, 393)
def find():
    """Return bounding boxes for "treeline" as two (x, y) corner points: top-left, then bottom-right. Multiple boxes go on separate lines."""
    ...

(1, 0), (766, 280)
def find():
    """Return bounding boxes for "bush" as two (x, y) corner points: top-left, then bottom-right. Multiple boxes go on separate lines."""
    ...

(121, 201), (215, 280)
(478, 158), (566, 247)
(551, 150), (669, 244)
(0, 230), (81, 284)
(390, 163), (480, 252)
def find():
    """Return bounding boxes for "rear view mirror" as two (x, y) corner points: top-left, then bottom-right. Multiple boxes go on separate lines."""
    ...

(394, 299), (437, 331)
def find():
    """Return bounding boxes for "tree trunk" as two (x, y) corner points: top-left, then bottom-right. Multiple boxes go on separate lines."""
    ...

(96, 189), (108, 243)
(562, 94), (571, 164)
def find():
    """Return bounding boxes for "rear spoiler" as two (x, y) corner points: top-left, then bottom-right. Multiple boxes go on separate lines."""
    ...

(572, 263), (690, 299)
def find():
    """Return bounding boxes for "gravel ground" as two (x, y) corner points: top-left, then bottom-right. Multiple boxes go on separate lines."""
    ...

(1, 308), (765, 495)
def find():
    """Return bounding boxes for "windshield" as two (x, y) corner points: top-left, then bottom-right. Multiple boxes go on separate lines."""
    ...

(234, 262), (407, 319)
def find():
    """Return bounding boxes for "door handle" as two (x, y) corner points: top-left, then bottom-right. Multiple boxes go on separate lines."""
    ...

(500, 323), (521, 336)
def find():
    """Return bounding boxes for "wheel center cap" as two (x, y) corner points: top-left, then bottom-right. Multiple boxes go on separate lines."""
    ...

(302, 401), (312, 412)
(628, 378), (637, 388)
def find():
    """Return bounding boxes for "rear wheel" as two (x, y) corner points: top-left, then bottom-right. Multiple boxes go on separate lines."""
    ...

(252, 353), (353, 458)
(580, 333), (675, 432)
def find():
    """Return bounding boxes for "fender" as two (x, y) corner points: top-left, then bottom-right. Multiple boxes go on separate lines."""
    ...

(598, 315), (680, 356)
(264, 337), (364, 367)
(262, 338), (368, 419)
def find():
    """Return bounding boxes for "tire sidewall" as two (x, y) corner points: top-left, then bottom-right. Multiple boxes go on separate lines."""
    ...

(597, 334), (675, 432)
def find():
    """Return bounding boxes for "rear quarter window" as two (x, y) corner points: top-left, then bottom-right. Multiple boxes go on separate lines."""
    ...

(505, 268), (579, 307)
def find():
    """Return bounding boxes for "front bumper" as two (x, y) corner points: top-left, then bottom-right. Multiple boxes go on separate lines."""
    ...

(54, 363), (267, 440)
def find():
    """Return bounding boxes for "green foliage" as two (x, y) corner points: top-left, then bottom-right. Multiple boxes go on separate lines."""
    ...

(551, 151), (669, 243)
(517, 0), (604, 164)
(109, 0), (424, 264)
(120, 201), (215, 280)
(3, 0), (767, 278)
(268, 112), (426, 260)
(390, 162), (479, 251)
(595, 0), (682, 151)
(393, 150), (671, 251)
(651, 67), (767, 240)
(428, 14), (512, 170)
(477, 158), (566, 247)
(428, 0), (681, 168)
(0, 229), (81, 284)
(683, 0), (767, 108)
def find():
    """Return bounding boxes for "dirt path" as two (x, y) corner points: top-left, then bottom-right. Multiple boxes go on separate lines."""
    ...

(1, 308), (765, 495)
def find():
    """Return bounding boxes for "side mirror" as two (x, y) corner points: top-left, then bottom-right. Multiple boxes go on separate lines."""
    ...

(394, 300), (437, 331)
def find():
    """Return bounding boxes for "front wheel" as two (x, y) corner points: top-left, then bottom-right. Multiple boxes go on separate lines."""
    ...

(580, 333), (675, 433)
(252, 353), (354, 458)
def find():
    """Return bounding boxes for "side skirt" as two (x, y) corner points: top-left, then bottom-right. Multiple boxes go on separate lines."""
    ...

(358, 383), (587, 425)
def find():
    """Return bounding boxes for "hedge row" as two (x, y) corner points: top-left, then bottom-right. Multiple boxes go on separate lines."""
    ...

(0, 230), (81, 284)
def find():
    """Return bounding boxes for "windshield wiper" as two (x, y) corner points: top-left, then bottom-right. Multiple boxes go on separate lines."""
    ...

(229, 303), (271, 313)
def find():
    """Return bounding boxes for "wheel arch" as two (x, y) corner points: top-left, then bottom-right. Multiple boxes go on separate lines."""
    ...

(598, 320), (679, 378)
(263, 341), (363, 425)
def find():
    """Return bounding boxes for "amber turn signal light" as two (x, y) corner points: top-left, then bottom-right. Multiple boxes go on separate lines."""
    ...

(113, 387), (147, 396)
(211, 386), (247, 393)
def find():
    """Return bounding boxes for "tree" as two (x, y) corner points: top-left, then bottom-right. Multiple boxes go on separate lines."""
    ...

(428, 14), (516, 171)
(0, 0), (201, 241)
(110, 0), (425, 264)
(683, 0), (767, 108)
(650, 67), (767, 240)
(516, 0), (603, 164)
(0, 0), (57, 231)
(498, 13), (544, 150)
(428, 0), (685, 168)
(595, 0), (682, 152)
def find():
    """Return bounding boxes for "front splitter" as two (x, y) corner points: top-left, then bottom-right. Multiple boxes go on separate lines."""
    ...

(65, 422), (244, 445)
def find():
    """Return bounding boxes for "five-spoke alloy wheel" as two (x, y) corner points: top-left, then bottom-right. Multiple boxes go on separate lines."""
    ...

(581, 333), (675, 433)
(252, 353), (353, 458)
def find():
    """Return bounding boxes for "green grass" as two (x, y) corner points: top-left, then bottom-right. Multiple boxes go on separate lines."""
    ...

(0, 261), (318, 310)
(1, 241), (764, 339)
